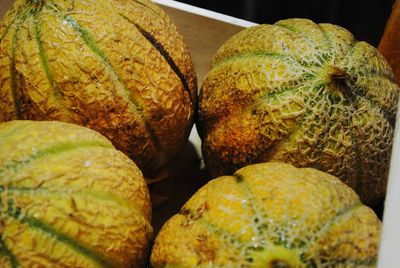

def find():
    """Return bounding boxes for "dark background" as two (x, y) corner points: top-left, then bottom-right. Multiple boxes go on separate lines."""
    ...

(176, 0), (395, 47)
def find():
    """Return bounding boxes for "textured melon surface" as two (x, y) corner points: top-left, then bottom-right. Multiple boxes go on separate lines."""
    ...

(0, 120), (152, 267)
(0, 0), (197, 177)
(198, 18), (399, 207)
(151, 162), (381, 268)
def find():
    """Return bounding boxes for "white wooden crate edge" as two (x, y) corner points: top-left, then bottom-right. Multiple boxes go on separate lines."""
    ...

(154, 1), (400, 267)
(153, 0), (258, 28)
(378, 101), (400, 268)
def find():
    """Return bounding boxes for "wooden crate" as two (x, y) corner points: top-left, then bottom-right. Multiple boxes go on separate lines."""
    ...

(0, 1), (398, 267)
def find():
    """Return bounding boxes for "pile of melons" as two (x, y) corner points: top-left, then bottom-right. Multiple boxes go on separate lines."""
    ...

(0, 0), (398, 267)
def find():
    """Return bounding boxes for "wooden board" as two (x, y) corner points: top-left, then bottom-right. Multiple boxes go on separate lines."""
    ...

(0, 0), (13, 19)
(378, 103), (400, 268)
(154, 0), (256, 83)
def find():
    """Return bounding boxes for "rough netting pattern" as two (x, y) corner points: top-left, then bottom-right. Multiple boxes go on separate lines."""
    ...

(0, 0), (197, 177)
(151, 162), (381, 267)
(0, 120), (152, 268)
(198, 18), (399, 207)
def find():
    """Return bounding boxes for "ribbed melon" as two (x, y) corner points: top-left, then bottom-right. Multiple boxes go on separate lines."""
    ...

(0, 120), (152, 267)
(151, 162), (381, 268)
(0, 0), (197, 178)
(198, 18), (399, 207)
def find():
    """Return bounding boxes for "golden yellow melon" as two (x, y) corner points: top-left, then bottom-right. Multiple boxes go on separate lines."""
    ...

(0, 120), (152, 267)
(150, 162), (381, 268)
(198, 18), (399, 207)
(0, 0), (197, 178)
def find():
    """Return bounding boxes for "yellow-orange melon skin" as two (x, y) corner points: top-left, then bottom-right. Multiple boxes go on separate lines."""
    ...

(0, 120), (152, 267)
(198, 18), (399, 207)
(151, 162), (381, 268)
(0, 0), (197, 178)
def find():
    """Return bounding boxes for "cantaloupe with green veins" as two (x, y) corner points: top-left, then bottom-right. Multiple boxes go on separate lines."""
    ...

(198, 18), (399, 207)
(151, 162), (381, 268)
(0, 120), (152, 267)
(0, 0), (197, 178)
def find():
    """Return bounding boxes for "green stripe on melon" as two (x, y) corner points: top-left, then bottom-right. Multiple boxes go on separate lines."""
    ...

(198, 19), (398, 207)
(0, 0), (197, 178)
(0, 120), (152, 267)
(151, 163), (381, 267)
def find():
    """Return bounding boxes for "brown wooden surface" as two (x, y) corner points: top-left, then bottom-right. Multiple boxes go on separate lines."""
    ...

(0, 0), (13, 19)
(379, 0), (400, 84)
(161, 5), (245, 84)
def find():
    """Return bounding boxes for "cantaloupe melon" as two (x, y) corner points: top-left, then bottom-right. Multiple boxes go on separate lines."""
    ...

(0, 0), (197, 178)
(198, 18), (399, 207)
(151, 162), (381, 268)
(0, 120), (152, 267)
